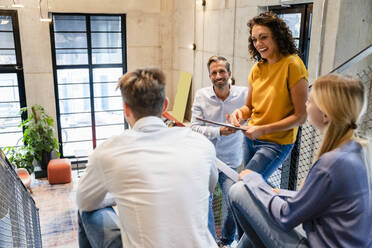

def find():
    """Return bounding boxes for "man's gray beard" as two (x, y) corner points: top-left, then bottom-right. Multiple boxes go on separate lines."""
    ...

(214, 80), (228, 90)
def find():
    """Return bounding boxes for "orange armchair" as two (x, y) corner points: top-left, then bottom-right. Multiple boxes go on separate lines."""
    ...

(17, 168), (32, 193)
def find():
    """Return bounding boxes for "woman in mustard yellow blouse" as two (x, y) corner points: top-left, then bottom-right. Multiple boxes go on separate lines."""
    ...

(231, 12), (308, 179)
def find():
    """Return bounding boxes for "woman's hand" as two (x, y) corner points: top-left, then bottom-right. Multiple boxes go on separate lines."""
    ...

(243, 125), (264, 140)
(239, 169), (253, 180)
(230, 109), (245, 126)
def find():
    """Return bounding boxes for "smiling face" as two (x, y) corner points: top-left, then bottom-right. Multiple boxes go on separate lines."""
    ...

(209, 61), (231, 90)
(251, 24), (281, 64)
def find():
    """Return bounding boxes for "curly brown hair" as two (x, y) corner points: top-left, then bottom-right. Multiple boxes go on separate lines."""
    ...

(247, 11), (298, 61)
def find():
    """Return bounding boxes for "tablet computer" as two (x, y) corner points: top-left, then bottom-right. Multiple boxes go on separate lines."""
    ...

(196, 117), (246, 131)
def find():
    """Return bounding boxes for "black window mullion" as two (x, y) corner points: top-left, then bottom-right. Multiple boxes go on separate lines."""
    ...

(303, 4), (313, 67)
(298, 6), (306, 62)
(50, 17), (64, 156)
(86, 15), (97, 149)
(121, 15), (128, 129)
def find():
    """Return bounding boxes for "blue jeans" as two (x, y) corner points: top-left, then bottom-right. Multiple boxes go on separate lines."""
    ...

(229, 182), (309, 248)
(218, 170), (238, 245)
(78, 207), (122, 248)
(208, 194), (218, 241)
(243, 137), (294, 180)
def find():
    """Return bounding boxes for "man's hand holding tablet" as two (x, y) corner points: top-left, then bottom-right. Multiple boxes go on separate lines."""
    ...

(196, 117), (246, 131)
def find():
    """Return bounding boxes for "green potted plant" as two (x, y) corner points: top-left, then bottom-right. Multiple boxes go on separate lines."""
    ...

(3, 146), (34, 174)
(20, 104), (60, 178)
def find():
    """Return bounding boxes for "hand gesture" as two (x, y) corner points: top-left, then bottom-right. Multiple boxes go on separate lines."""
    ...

(220, 114), (237, 136)
(230, 108), (245, 127)
(243, 125), (264, 140)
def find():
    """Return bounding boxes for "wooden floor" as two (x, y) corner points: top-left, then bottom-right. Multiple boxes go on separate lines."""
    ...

(31, 171), (81, 248)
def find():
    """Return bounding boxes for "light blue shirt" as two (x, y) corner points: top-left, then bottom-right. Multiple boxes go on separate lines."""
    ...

(191, 86), (248, 168)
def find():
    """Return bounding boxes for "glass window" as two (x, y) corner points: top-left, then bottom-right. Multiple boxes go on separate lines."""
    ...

(54, 33), (87, 49)
(90, 16), (121, 32)
(51, 14), (127, 158)
(0, 11), (26, 149)
(53, 15), (86, 32)
(278, 13), (301, 38)
(269, 4), (313, 66)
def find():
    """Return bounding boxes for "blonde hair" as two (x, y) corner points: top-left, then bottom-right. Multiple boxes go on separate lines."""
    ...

(312, 74), (364, 160)
(310, 74), (371, 206)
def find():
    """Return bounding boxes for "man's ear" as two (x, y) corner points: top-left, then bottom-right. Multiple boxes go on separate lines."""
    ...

(162, 97), (169, 113)
(124, 102), (131, 118)
(228, 71), (232, 77)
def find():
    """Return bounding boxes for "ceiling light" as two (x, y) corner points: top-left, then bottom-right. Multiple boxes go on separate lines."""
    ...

(40, 18), (52, 22)
(39, 0), (52, 22)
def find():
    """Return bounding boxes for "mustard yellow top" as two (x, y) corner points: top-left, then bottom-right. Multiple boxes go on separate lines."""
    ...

(245, 54), (308, 144)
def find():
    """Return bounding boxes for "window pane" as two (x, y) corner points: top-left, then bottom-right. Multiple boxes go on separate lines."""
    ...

(0, 117), (22, 133)
(62, 127), (92, 143)
(0, 16), (13, 31)
(0, 49), (16, 64)
(0, 102), (20, 117)
(93, 68), (122, 97)
(0, 32), (15, 48)
(0, 131), (23, 147)
(62, 141), (93, 157)
(93, 83), (120, 97)
(54, 33), (87, 49)
(0, 86), (19, 102)
(279, 13), (301, 38)
(93, 68), (122, 82)
(91, 33), (121, 48)
(60, 113), (91, 129)
(53, 15), (86, 32)
(294, 39), (299, 49)
(58, 84), (90, 99)
(59, 98), (91, 114)
(90, 16), (121, 32)
(57, 69), (89, 84)
(96, 125), (124, 140)
(94, 97), (122, 111)
(95, 111), (124, 126)
(92, 49), (122, 64)
(56, 49), (88, 65)
(0, 73), (18, 87)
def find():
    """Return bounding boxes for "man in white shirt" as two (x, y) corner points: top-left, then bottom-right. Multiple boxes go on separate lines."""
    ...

(191, 56), (247, 247)
(76, 68), (219, 248)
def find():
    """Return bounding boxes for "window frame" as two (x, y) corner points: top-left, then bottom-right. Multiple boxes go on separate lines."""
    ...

(50, 13), (127, 158)
(0, 10), (27, 148)
(269, 3), (313, 66)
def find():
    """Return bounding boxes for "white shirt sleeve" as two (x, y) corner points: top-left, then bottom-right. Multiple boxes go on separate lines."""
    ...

(76, 152), (109, 211)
